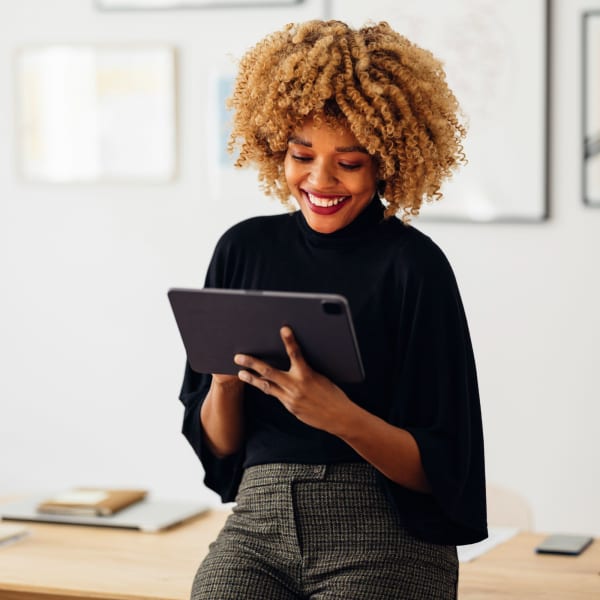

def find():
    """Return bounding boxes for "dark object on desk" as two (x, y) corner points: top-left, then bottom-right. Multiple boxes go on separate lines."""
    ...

(168, 287), (365, 383)
(535, 533), (594, 556)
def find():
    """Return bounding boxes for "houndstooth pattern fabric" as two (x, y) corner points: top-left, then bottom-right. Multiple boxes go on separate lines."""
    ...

(191, 463), (458, 600)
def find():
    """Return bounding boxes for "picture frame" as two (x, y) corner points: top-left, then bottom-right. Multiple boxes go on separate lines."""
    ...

(16, 44), (177, 183)
(206, 66), (268, 209)
(583, 11), (600, 207)
(95, 0), (304, 9)
(331, 0), (550, 223)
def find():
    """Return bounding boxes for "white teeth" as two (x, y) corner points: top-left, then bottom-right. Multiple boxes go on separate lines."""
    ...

(307, 192), (348, 207)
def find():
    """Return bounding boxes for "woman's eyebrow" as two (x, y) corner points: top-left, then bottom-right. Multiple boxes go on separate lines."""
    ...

(288, 136), (311, 147)
(335, 144), (369, 154)
(288, 137), (368, 154)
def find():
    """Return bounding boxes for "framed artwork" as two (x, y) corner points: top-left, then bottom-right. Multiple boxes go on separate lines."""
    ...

(331, 0), (549, 222)
(206, 66), (267, 207)
(16, 44), (177, 183)
(583, 11), (600, 207)
(95, 0), (304, 9)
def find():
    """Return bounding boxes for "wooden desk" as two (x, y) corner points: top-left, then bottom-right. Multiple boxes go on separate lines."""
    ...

(0, 511), (598, 599)
(0, 510), (227, 600)
(458, 532), (600, 599)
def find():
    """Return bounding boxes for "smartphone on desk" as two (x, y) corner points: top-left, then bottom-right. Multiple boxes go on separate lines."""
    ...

(535, 534), (593, 556)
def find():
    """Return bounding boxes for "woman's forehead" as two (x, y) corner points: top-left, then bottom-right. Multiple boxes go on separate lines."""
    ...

(289, 116), (360, 147)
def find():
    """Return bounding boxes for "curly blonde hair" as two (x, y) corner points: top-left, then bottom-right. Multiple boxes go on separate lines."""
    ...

(228, 19), (466, 219)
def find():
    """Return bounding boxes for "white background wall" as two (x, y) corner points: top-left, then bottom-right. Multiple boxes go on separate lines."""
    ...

(1, 0), (599, 537)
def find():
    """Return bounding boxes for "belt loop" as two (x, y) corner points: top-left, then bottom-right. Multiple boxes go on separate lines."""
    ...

(315, 464), (327, 480)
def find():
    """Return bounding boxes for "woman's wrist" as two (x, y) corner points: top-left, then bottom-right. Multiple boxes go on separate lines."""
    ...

(201, 376), (245, 457)
(205, 375), (244, 410)
(211, 373), (245, 389)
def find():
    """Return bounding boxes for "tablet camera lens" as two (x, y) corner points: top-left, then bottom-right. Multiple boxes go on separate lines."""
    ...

(322, 301), (343, 315)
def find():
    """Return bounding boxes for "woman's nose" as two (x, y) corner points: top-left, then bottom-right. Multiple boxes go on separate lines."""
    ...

(308, 160), (337, 187)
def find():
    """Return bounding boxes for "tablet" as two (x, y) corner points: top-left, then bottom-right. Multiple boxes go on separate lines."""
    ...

(168, 288), (365, 383)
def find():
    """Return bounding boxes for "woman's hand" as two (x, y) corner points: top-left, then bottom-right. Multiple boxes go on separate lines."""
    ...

(235, 326), (430, 492)
(234, 326), (352, 435)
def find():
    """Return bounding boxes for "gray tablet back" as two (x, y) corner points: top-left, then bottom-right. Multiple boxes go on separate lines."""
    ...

(168, 288), (365, 383)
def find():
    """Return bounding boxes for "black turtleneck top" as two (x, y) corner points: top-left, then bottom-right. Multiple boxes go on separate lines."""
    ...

(179, 198), (487, 545)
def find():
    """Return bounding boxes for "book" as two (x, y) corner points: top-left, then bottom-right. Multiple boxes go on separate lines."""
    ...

(37, 488), (147, 516)
(0, 522), (29, 546)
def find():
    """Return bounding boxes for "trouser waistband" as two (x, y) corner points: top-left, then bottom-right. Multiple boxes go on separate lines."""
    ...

(239, 462), (379, 489)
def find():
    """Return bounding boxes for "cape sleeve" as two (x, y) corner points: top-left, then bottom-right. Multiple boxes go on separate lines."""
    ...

(177, 233), (245, 503)
(383, 237), (487, 545)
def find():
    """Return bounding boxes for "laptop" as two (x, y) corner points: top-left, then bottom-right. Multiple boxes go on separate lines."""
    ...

(0, 496), (209, 532)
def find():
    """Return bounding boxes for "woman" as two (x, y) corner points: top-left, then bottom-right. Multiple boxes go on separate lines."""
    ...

(180, 19), (487, 599)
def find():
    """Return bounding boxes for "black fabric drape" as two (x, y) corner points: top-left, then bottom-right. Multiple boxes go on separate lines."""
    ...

(178, 198), (487, 545)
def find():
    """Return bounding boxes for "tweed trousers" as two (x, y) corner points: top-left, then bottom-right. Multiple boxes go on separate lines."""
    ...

(191, 463), (458, 600)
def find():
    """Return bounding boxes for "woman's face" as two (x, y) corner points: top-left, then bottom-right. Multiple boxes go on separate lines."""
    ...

(284, 117), (378, 234)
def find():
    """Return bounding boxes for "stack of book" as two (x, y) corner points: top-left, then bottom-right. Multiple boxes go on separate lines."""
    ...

(37, 488), (147, 517)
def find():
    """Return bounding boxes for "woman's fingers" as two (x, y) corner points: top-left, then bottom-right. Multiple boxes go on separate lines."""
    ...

(237, 367), (273, 394)
(234, 353), (281, 394)
(233, 327), (308, 396)
(234, 353), (272, 377)
(280, 326), (307, 370)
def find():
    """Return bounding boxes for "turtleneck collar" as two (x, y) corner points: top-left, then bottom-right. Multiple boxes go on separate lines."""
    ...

(294, 195), (386, 248)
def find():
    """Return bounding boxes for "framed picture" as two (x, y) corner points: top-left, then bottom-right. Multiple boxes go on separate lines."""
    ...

(206, 66), (267, 209)
(331, 0), (549, 222)
(583, 11), (600, 207)
(16, 44), (177, 183)
(95, 0), (304, 9)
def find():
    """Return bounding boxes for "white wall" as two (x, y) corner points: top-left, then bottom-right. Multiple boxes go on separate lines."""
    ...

(1, 0), (599, 536)
(423, 0), (600, 536)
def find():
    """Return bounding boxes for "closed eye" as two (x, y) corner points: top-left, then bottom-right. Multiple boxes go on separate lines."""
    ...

(290, 154), (364, 170)
(291, 155), (312, 162)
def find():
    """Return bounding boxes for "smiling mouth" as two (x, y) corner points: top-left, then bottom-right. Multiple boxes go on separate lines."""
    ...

(305, 191), (351, 208)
